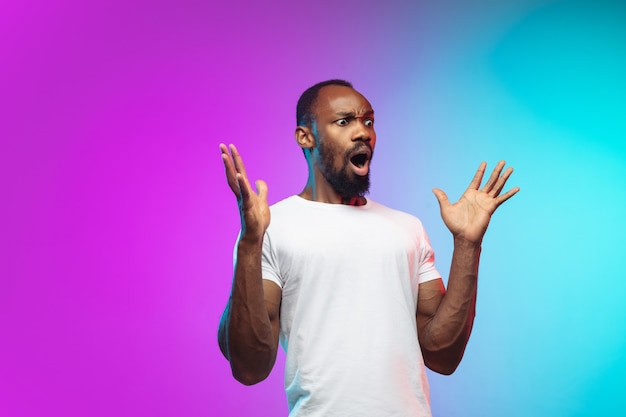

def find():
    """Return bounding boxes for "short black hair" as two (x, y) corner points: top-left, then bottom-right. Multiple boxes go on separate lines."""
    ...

(296, 79), (353, 127)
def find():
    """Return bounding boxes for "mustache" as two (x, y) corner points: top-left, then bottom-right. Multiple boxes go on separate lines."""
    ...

(343, 141), (373, 161)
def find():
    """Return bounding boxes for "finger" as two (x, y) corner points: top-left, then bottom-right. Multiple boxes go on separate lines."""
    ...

(495, 186), (521, 206)
(481, 160), (505, 193)
(468, 162), (487, 190)
(256, 179), (269, 202)
(490, 166), (514, 197)
(220, 143), (241, 196)
(236, 172), (254, 207)
(229, 144), (249, 181)
(432, 188), (450, 210)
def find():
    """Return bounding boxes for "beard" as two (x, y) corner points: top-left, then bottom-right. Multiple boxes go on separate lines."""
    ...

(317, 140), (372, 199)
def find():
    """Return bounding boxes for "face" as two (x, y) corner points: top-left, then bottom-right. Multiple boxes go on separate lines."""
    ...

(310, 85), (376, 199)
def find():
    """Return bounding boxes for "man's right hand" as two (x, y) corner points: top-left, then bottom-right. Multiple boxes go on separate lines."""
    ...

(218, 144), (279, 385)
(220, 143), (270, 243)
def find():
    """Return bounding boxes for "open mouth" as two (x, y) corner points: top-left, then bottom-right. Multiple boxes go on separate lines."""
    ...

(350, 153), (369, 168)
(349, 147), (372, 167)
(347, 146), (372, 176)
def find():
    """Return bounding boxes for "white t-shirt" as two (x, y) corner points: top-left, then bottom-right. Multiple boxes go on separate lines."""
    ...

(261, 196), (441, 417)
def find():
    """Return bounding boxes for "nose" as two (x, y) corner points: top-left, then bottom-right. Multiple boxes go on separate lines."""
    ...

(352, 117), (373, 143)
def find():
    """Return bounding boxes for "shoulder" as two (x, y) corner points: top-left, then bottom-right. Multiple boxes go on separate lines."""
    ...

(266, 196), (309, 233)
(269, 195), (303, 215)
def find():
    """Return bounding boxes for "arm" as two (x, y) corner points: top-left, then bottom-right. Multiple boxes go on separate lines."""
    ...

(217, 143), (281, 385)
(416, 161), (519, 375)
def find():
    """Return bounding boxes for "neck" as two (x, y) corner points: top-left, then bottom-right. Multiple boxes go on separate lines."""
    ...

(342, 196), (367, 206)
(299, 179), (366, 206)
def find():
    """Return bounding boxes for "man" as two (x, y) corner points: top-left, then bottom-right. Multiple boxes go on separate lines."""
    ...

(218, 79), (519, 416)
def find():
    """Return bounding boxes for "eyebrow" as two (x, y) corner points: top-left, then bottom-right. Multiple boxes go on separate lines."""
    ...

(335, 110), (374, 117)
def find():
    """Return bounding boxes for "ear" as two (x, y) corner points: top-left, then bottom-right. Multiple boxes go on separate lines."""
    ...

(295, 126), (316, 150)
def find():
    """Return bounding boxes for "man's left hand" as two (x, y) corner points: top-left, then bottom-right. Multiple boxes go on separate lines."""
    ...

(433, 161), (520, 244)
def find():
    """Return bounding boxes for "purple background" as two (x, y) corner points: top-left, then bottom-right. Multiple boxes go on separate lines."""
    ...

(2, 0), (625, 416)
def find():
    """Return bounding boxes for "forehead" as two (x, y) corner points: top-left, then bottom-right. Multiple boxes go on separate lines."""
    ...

(314, 85), (373, 118)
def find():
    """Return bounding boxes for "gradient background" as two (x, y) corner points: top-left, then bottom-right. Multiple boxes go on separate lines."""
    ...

(2, 0), (625, 416)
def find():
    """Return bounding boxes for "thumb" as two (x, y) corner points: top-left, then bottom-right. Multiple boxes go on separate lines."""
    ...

(256, 179), (268, 201)
(432, 188), (449, 209)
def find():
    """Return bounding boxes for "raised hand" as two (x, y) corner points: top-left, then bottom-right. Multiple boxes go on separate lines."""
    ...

(220, 143), (270, 243)
(432, 161), (519, 244)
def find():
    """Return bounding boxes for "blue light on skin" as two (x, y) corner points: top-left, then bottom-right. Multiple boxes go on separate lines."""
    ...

(302, 121), (320, 201)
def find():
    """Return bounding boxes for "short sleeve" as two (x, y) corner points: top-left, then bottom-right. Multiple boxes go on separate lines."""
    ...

(261, 228), (283, 289)
(231, 230), (283, 289)
(418, 227), (441, 284)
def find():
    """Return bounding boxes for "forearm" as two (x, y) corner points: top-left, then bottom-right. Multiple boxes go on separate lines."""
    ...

(218, 238), (277, 385)
(422, 238), (480, 373)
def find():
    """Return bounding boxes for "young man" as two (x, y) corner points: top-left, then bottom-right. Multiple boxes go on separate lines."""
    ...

(218, 79), (519, 416)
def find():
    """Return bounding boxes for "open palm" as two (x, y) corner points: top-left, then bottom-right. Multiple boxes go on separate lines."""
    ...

(220, 143), (270, 242)
(433, 161), (520, 244)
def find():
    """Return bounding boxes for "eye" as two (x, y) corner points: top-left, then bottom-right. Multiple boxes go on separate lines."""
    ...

(363, 118), (374, 127)
(335, 118), (350, 126)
